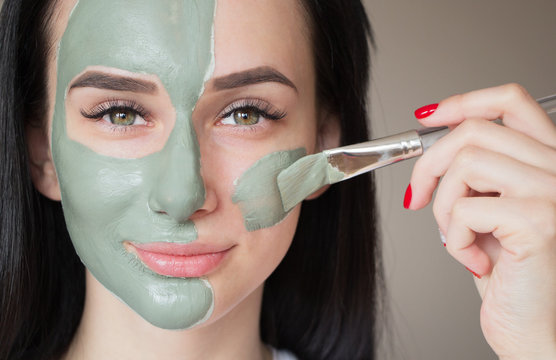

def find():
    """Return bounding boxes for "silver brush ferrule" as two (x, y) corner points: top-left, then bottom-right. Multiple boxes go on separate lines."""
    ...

(324, 130), (424, 180)
(315, 94), (555, 184)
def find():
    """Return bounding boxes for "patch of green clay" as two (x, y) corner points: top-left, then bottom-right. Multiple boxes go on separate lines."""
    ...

(51, 0), (216, 329)
(277, 152), (345, 212)
(232, 148), (306, 231)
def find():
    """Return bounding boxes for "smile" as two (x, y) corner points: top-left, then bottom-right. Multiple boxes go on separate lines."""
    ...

(125, 241), (232, 278)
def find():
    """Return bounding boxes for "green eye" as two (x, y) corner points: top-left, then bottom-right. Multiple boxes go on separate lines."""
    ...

(233, 109), (260, 125)
(109, 110), (136, 126)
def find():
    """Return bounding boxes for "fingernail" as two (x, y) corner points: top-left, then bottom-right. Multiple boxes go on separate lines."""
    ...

(439, 228), (447, 246)
(403, 184), (412, 209)
(465, 267), (482, 279)
(414, 104), (439, 119)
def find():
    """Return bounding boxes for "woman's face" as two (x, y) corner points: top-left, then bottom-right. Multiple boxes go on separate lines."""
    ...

(41, 0), (323, 329)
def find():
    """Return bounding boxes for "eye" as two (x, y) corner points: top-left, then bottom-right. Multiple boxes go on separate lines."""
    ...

(102, 109), (147, 126)
(221, 108), (262, 126)
(80, 100), (151, 128)
(218, 99), (286, 127)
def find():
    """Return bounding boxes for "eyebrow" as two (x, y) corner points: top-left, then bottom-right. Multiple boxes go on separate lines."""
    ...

(69, 72), (158, 94)
(212, 66), (297, 92)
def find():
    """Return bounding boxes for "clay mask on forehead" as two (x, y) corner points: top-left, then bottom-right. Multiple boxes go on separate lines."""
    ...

(51, 0), (216, 329)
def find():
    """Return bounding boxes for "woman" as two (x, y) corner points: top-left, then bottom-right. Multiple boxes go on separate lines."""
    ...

(1, 1), (554, 360)
(3, 0), (378, 359)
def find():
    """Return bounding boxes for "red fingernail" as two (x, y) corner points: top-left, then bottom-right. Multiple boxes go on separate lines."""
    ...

(465, 267), (482, 279)
(439, 228), (447, 246)
(403, 184), (412, 209)
(414, 104), (439, 119)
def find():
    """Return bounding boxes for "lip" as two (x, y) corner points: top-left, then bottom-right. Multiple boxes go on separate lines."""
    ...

(126, 241), (232, 278)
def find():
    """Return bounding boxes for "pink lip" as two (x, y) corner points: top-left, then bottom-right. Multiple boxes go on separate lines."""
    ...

(127, 242), (232, 278)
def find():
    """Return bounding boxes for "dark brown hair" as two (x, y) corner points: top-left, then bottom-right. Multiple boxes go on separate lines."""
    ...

(0, 1), (84, 359)
(262, 1), (381, 359)
(0, 0), (381, 359)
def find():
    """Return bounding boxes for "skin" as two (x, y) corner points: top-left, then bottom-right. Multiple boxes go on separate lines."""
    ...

(53, 0), (217, 331)
(408, 84), (556, 359)
(30, 0), (331, 358)
(233, 148), (306, 231)
(25, 1), (556, 360)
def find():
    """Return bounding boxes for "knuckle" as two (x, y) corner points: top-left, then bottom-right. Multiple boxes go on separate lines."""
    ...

(502, 83), (529, 103)
(451, 197), (470, 221)
(460, 117), (483, 132)
(451, 93), (465, 108)
(453, 146), (480, 168)
(457, 118), (485, 142)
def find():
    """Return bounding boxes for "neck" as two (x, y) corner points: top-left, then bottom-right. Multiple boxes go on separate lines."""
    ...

(63, 271), (270, 360)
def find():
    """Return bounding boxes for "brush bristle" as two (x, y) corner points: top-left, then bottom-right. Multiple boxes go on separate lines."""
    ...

(277, 153), (344, 212)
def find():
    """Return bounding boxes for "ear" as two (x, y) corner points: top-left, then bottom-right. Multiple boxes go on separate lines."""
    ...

(26, 124), (61, 201)
(305, 111), (341, 201)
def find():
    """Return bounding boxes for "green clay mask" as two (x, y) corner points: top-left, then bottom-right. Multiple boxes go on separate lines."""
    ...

(277, 152), (345, 212)
(52, 0), (216, 329)
(232, 148), (306, 231)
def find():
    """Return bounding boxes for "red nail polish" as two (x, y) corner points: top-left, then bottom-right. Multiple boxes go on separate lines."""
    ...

(414, 104), (439, 119)
(465, 267), (482, 279)
(403, 184), (412, 209)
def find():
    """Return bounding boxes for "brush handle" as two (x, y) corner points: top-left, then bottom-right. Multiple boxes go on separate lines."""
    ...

(537, 93), (556, 115)
(417, 93), (556, 152)
(323, 94), (556, 181)
(325, 130), (424, 180)
(417, 126), (450, 152)
(325, 94), (556, 180)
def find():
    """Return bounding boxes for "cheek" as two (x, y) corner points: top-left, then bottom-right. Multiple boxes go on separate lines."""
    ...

(53, 138), (156, 267)
(53, 139), (214, 330)
(56, 148), (144, 236)
(197, 133), (303, 298)
(198, 118), (314, 233)
(207, 203), (301, 320)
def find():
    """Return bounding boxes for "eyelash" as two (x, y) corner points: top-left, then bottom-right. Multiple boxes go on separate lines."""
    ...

(79, 98), (284, 135)
(80, 99), (151, 133)
(219, 98), (286, 124)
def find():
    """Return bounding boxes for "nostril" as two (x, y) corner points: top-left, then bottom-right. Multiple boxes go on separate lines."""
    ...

(147, 145), (207, 223)
(147, 197), (172, 217)
(189, 208), (209, 221)
(148, 188), (206, 223)
(147, 197), (163, 214)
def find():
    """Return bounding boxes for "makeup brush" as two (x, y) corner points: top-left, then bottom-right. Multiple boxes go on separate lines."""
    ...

(277, 94), (556, 212)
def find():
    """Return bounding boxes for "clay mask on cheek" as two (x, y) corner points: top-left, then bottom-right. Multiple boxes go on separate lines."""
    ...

(233, 149), (306, 231)
(51, 0), (216, 329)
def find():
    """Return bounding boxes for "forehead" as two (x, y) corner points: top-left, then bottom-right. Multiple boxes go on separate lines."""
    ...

(211, 0), (310, 78)
(57, 0), (215, 95)
(52, 0), (311, 91)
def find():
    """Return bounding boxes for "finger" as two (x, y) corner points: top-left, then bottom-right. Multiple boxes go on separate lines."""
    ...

(445, 197), (556, 277)
(433, 146), (556, 233)
(472, 272), (488, 299)
(418, 84), (556, 148)
(410, 118), (556, 209)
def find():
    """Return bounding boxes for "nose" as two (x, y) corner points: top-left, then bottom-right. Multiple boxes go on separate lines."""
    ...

(148, 143), (205, 223)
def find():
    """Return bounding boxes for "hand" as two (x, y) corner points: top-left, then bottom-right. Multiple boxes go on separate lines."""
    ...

(407, 84), (556, 359)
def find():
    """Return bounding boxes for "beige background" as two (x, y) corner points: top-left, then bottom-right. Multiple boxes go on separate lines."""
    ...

(363, 0), (556, 359)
